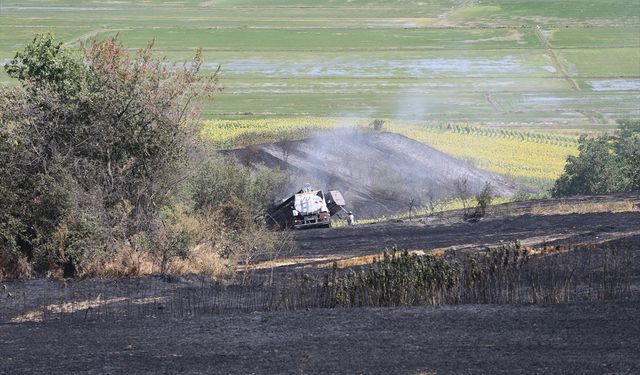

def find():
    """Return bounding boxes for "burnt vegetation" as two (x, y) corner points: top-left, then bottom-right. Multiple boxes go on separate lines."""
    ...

(268, 242), (635, 311)
(1, 241), (635, 323)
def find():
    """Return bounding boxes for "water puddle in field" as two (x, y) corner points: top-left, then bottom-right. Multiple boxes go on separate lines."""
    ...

(211, 56), (538, 78)
(3, 6), (120, 11)
(588, 79), (640, 91)
(225, 80), (520, 94)
(521, 95), (575, 106)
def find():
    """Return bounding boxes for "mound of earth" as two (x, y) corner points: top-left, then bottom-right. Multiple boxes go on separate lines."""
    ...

(228, 131), (517, 218)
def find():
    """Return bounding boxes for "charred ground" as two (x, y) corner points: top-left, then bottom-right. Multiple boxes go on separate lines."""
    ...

(1, 193), (639, 374)
(227, 131), (518, 218)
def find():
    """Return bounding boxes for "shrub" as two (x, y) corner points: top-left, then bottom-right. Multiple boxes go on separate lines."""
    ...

(0, 33), (219, 277)
(191, 156), (285, 217)
(369, 119), (386, 131)
(553, 119), (640, 197)
(471, 182), (493, 219)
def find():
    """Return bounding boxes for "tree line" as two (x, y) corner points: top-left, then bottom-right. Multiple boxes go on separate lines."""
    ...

(0, 34), (285, 278)
(552, 119), (640, 197)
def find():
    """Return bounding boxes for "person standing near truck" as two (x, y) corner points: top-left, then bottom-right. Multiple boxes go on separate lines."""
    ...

(347, 211), (355, 226)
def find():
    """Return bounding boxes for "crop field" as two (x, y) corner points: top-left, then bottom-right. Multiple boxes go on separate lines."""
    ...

(0, 0), (638, 188)
(1, 0), (638, 125)
(204, 117), (577, 187)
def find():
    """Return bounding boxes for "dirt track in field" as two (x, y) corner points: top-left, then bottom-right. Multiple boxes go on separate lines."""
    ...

(279, 193), (640, 270)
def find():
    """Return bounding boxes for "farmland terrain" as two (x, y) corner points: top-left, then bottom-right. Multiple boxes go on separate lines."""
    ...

(0, 0), (638, 129)
(1, 193), (639, 374)
(2, 0), (638, 189)
(1, 1), (639, 373)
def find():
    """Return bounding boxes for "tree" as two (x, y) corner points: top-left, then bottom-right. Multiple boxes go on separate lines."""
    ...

(4, 33), (86, 97)
(369, 119), (385, 131)
(616, 119), (640, 189)
(1, 33), (219, 276)
(191, 156), (284, 217)
(453, 177), (473, 216)
(552, 119), (640, 197)
(473, 182), (493, 218)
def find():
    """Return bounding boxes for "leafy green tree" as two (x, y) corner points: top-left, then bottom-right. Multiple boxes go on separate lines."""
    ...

(616, 119), (640, 189)
(191, 156), (284, 217)
(1, 33), (218, 276)
(552, 119), (640, 197)
(4, 33), (86, 97)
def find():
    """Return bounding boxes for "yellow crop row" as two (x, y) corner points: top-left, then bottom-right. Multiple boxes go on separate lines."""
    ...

(387, 123), (578, 184)
(201, 117), (341, 149)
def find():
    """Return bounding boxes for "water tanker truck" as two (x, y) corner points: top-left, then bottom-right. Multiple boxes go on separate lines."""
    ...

(266, 185), (346, 229)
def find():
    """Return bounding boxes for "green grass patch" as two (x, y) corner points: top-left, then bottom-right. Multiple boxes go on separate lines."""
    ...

(558, 48), (640, 77)
(0, 0), (638, 128)
(93, 28), (542, 51)
(548, 27), (640, 48)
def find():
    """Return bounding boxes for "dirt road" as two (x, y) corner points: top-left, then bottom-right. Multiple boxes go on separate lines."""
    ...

(291, 210), (640, 266)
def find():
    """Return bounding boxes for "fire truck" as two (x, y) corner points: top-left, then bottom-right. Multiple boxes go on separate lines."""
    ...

(265, 185), (346, 229)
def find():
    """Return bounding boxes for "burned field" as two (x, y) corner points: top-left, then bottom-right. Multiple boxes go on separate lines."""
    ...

(290, 198), (640, 263)
(2, 301), (639, 374)
(228, 131), (517, 218)
(1, 193), (639, 374)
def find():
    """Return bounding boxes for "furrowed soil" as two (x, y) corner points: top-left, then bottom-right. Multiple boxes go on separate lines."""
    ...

(1, 192), (639, 374)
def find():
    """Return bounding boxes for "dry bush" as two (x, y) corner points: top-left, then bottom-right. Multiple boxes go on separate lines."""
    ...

(82, 239), (235, 279)
(0, 255), (33, 279)
(79, 200), (287, 280)
(196, 202), (293, 283)
(84, 243), (155, 278)
(168, 243), (234, 278)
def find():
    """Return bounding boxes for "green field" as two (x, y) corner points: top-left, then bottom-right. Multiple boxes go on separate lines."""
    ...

(1, 1), (638, 127)
(1, 0), (638, 187)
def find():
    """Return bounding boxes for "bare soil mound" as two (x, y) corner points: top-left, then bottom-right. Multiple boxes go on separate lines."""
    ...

(228, 131), (517, 218)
